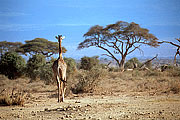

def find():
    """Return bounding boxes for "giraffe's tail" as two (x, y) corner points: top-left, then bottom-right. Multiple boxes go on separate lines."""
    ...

(58, 68), (67, 83)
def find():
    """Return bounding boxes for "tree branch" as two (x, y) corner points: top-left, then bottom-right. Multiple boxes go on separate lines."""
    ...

(174, 48), (180, 65)
(113, 36), (123, 54)
(159, 41), (180, 48)
(98, 45), (119, 64)
(128, 44), (142, 55)
(140, 54), (158, 68)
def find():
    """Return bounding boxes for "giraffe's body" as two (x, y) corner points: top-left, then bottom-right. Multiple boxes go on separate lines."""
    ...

(52, 35), (67, 102)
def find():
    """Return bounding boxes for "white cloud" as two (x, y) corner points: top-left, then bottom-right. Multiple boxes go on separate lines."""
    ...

(0, 11), (28, 17)
(0, 24), (43, 31)
(0, 23), (92, 31)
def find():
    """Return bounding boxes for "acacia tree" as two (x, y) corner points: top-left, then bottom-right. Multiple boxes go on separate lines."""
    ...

(0, 41), (23, 56)
(17, 38), (67, 57)
(160, 38), (180, 65)
(78, 21), (159, 70)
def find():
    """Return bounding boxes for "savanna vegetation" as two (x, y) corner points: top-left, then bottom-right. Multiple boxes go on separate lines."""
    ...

(0, 21), (180, 107)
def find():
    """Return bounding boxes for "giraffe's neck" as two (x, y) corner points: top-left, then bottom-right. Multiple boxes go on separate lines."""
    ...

(59, 39), (63, 60)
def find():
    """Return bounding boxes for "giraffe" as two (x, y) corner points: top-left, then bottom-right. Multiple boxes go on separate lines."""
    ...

(52, 35), (67, 102)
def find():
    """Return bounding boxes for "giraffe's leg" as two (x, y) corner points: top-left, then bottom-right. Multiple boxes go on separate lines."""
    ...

(62, 82), (64, 102)
(57, 76), (60, 102)
(60, 80), (64, 102)
(62, 77), (66, 102)
(62, 81), (66, 102)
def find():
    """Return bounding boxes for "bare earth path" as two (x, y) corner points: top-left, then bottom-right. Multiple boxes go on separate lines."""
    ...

(0, 92), (180, 120)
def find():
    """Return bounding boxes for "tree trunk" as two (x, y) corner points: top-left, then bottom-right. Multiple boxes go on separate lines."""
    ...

(174, 48), (180, 66)
(119, 56), (126, 71)
(174, 53), (177, 66)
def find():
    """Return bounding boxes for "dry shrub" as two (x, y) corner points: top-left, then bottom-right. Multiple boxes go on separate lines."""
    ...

(132, 70), (144, 77)
(143, 67), (180, 78)
(144, 70), (162, 77)
(108, 67), (120, 72)
(108, 72), (121, 79)
(165, 67), (180, 77)
(71, 67), (107, 94)
(0, 89), (25, 106)
(168, 80), (180, 94)
(0, 74), (8, 81)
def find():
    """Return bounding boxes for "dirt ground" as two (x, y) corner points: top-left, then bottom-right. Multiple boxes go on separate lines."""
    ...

(0, 91), (180, 120)
(0, 70), (180, 120)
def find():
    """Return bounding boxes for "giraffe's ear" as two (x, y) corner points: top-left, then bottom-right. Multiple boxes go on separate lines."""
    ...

(55, 36), (58, 39)
(62, 36), (65, 39)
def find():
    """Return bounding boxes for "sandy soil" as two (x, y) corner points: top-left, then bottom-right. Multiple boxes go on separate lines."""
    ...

(0, 91), (180, 120)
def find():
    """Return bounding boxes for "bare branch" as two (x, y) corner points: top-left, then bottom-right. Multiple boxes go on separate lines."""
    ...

(98, 45), (119, 63)
(159, 41), (180, 48)
(140, 54), (158, 68)
(128, 44), (142, 55)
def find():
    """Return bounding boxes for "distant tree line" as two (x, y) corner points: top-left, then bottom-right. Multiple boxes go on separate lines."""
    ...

(0, 20), (179, 81)
(0, 38), (66, 58)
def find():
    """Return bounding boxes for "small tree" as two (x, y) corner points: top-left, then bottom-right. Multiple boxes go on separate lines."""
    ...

(17, 38), (67, 57)
(80, 56), (100, 70)
(26, 54), (46, 80)
(78, 21), (159, 70)
(0, 52), (26, 79)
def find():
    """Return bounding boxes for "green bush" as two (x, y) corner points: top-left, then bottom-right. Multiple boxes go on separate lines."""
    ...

(124, 57), (141, 69)
(26, 54), (46, 81)
(0, 52), (26, 79)
(39, 61), (54, 85)
(80, 56), (100, 70)
(64, 57), (77, 78)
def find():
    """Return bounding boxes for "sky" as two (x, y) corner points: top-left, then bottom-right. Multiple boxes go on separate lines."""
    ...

(0, 0), (180, 59)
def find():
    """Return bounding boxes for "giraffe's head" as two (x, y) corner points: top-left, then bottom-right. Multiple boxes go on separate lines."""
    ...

(55, 35), (65, 42)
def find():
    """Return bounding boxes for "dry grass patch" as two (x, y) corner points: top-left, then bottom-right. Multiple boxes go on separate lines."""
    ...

(71, 68), (107, 94)
(97, 68), (180, 95)
(0, 89), (25, 106)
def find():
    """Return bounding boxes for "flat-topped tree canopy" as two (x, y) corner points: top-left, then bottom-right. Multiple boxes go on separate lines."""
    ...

(78, 21), (159, 70)
(17, 38), (67, 57)
(0, 41), (23, 56)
